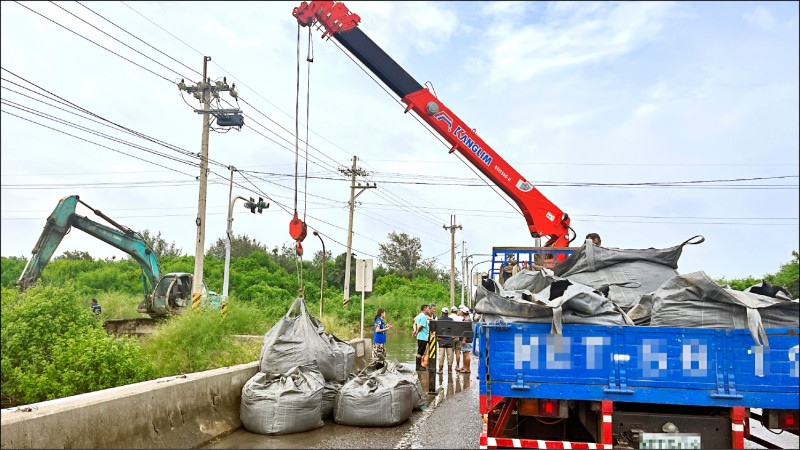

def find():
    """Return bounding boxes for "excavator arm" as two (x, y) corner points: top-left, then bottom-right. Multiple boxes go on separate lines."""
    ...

(293, 1), (573, 247)
(15, 195), (161, 296)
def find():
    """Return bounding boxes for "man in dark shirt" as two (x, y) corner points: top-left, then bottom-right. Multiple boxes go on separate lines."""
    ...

(435, 307), (454, 374)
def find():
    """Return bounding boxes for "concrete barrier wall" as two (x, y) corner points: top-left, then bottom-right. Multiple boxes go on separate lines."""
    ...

(1, 338), (372, 449)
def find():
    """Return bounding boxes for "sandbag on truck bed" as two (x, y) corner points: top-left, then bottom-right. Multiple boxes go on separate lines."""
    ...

(650, 271), (799, 346)
(333, 360), (425, 427)
(259, 297), (351, 382)
(551, 236), (704, 310)
(240, 365), (324, 435)
(475, 276), (632, 333)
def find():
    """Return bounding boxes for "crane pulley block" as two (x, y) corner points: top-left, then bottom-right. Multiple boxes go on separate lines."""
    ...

(289, 212), (308, 242)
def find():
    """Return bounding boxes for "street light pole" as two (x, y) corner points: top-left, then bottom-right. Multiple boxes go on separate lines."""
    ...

(465, 254), (492, 308)
(223, 166), (267, 300)
(223, 193), (249, 300)
(313, 231), (326, 317)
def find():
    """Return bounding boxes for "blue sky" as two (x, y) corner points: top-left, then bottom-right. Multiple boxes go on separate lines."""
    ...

(1, 1), (798, 284)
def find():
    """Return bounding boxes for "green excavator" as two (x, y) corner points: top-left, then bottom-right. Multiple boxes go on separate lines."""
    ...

(15, 194), (221, 318)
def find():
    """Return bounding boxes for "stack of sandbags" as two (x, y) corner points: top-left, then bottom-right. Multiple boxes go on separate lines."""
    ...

(552, 236), (704, 311)
(242, 297), (355, 434)
(333, 360), (426, 427)
(475, 275), (632, 333)
(239, 365), (324, 435)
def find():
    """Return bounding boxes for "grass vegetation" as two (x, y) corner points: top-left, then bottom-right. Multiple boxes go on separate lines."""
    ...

(0, 250), (452, 406)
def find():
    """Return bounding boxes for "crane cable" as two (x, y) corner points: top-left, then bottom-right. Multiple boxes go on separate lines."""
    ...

(291, 22), (315, 297)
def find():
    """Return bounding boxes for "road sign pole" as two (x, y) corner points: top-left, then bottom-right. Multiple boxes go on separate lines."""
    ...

(360, 259), (365, 339)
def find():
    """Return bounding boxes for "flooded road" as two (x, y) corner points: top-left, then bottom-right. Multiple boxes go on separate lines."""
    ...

(203, 331), (481, 449)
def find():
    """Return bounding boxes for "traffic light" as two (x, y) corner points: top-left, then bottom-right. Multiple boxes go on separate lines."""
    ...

(256, 197), (268, 213)
(244, 197), (256, 213)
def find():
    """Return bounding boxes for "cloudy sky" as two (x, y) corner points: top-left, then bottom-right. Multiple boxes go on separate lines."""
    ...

(1, 1), (798, 284)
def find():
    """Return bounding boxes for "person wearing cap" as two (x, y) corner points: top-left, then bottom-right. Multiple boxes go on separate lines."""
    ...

(435, 307), (454, 374)
(458, 306), (473, 373)
(449, 305), (462, 371)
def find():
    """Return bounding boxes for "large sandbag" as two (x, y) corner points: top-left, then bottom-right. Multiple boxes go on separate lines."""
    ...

(650, 271), (799, 346)
(310, 314), (355, 383)
(258, 297), (338, 380)
(321, 379), (341, 419)
(475, 277), (632, 333)
(333, 360), (421, 427)
(551, 236), (704, 310)
(239, 365), (324, 435)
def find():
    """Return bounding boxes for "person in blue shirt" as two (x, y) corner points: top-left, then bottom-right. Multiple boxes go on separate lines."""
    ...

(412, 304), (431, 371)
(373, 308), (392, 360)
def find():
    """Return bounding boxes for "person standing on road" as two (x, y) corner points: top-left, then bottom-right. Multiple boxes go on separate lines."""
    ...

(373, 308), (393, 360)
(90, 298), (101, 315)
(458, 306), (473, 374)
(413, 304), (431, 371)
(436, 307), (454, 374)
(449, 305), (462, 371)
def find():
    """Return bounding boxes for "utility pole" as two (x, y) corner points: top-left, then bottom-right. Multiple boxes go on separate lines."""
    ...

(339, 156), (376, 306)
(191, 56), (211, 299)
(177, 56), (240, 301)
(443, 215), (462, 309)
(460, 241), (466, 307)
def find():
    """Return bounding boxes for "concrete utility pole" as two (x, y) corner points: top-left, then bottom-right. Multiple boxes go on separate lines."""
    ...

(443, 215), (462, 309)
(339, 156), (376, 306)
(460, 241), (466, 307)
(177, 56), (240, 301)
(191, 56), (212, 298)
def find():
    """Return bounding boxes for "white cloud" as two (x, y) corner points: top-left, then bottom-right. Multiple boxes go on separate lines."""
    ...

(634, 103), (658, 117)
(743, 6), (778, 30)
(479, 1), (675, 83)
(348, 1), (458, 58)
(648, 81), (676, 100)
(479, 1), (530, 18)
(199, 16), (263, 50)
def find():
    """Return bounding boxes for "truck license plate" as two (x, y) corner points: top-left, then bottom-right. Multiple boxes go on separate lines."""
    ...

(640, 432), (701, 449)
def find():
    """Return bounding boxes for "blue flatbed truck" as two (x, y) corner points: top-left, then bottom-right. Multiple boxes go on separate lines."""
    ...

(475, 247), (800, 449)
(286, 4), (799, 446)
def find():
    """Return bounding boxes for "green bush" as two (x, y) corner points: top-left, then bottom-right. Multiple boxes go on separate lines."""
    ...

(139, 302), (266, 378)
(1, 285), (153, 406)
(714, 251), (799, 298)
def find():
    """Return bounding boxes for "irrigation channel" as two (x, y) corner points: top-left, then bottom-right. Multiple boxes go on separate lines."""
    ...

(203, 331), (483, 449)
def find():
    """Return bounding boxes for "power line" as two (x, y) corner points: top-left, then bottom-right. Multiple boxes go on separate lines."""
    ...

(0, 99), (198, 168)
(13, 1), (173, 83)
(0, 109), (199, 178)
(48, 1), (194, 82)
(75, 1), (202, 81)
